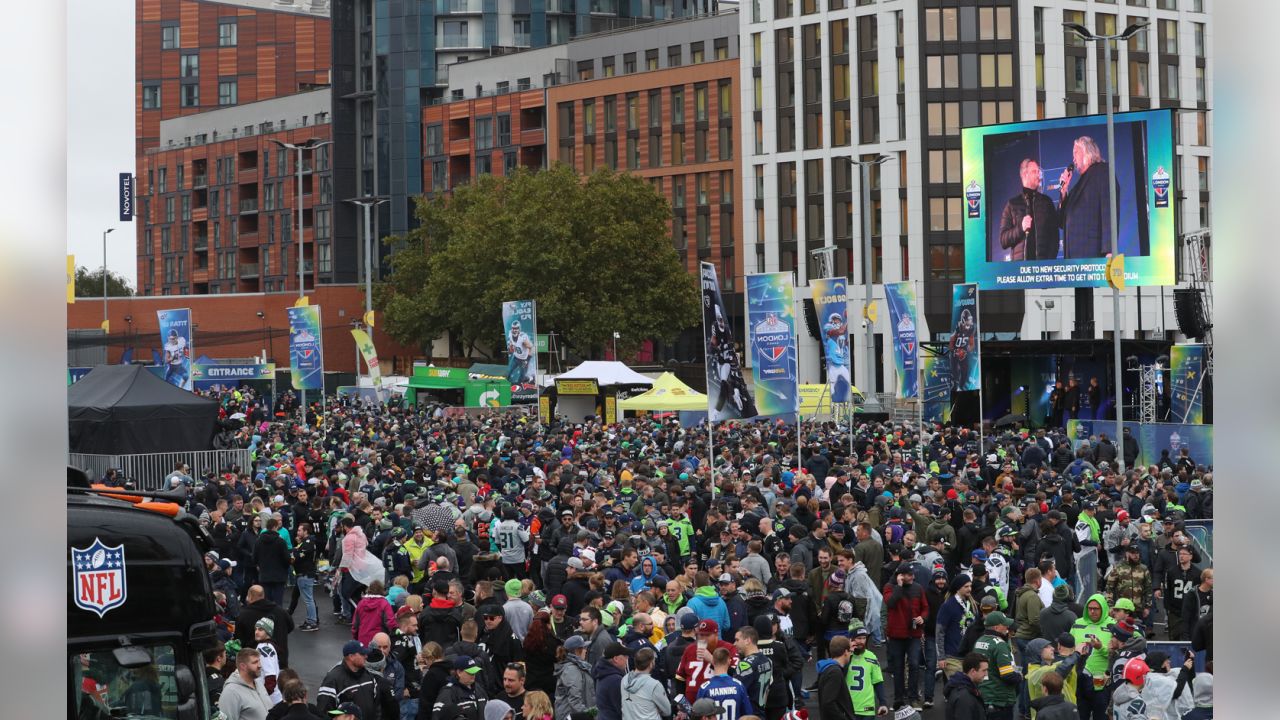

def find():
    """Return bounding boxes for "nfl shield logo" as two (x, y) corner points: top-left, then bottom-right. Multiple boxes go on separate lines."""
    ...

(72, 539), (127, 618)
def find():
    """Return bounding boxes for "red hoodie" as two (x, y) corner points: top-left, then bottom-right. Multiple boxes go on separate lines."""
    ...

(881, 579), (930, 639)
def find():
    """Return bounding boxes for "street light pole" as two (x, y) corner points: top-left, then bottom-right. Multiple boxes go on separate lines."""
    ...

(1064, 20), (1148, 474)
(346, 196), (390, 327)
(851, 154), (891, 412)
(272, 138), (332, 419)
(102, 227), (114, 334)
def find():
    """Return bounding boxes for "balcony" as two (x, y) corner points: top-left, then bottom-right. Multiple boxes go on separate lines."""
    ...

(240, 263), (260, 278)
(436, 0), (482, 12)
(193, 174), (208, 188)
(520, 127), (546, 145)
(239, 198), (258, 214)
(193, 237), (208, 252)
(440, 33), (479, 49)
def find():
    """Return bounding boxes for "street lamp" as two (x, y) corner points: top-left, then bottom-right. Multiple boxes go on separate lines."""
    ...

(102, 227), (115, 333)
(1034, 299), (1055, 340)
(257, 311), (268, 362)
(1063, 19), (1148, 474)
(345, 196), (390, 328)
(271, 137), (332, 416)
(847, 154), (892, 411)
(124, 315), (133, 359)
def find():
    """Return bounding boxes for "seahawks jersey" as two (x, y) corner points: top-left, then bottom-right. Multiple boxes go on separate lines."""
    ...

(985, 551), (1010, 597)
(845, 651), (884, 715)
(734, 652), (773, 710)
(698, 674), (753, 720)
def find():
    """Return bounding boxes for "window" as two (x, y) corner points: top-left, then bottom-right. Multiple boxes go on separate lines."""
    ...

(997, 54), (1014, 87)
(476, 154), (492, 175)
(697, 174), (709, 205)
(996, 7), (1012, 40)
(624, 53), (636, 73)
(715, 38), (729, 60)
(318, 243), (332, 273)
(583, 100), (596, 136)
(775, 0), (793, 19)
(1194, 23), (1205, 58)
(1195, 66), (1206, 102)
(646, 49), (659, 71)
(649, 132), (662, 167)
(432, 160), (447, 191)
(504, 152), (518, 175)
(425, 125), (443, 155)
(1035, 54), (1045, 90)
(181, 83), (198, 107)
(1161, 20), (1178, 55)
(1069, 56), (1087, 93)
(443, 21), (469, 48)
(691, 42), (705, 64)
(695, 128), (707, 162)
(1130, 61), (1149, 97)
(577, 60), (594, 81)
(721, 171), (734, 205)
(695, 85), (708, 122)
(218, 19), (237, 47)
(627, 137), (639, 169)
(162, 25), (180, 49)
(719, 126), (732, 161)
(142, 84), (160, 109)
(672, 130), (685, 164)
(627, 94), (639, 131)
(475, 117), (493, 150)
(673, 176), (686, 208)
(158, 167), (167, 193)
(1162, 64), (1180, 99)
(1034, 7), (1044, 44)
(1197, 156), (1208, 191)
(668, 45), (682, 67)
(180, 54), (199, 78)
(671, 88), (684, 124)
(218, 80), (237, 106)
(602, 57), (615, 78)
(604, 97), (616, 132)
(604, 138), (616, 170)
(498, 115), (511, 146)
(181, 195), (191, 221)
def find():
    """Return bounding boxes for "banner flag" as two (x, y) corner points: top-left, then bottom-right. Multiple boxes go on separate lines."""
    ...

(949, 283), (981, 392)
(701, 262), (757, 420)
(1169, 344), (1205, 424)
(67, 255), (76, 304)
(351, 328), (385, 401)
(156, 308), (193, 391)
(810, 278), (852, 403)
(287, 305), (324, 390)
(501, 300), (538, 403)
(885, 282), (920, 399)
(747, 272), (799, 417)
(922, 353), (952, 425)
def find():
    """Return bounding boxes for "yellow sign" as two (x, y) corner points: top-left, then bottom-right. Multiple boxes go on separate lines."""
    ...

(363, 310), (376, 327)
(539, 396), (551, 423)
(556, 379), (599, 395)
(294, 296), (310, 308)
(797, 384), (832, 415)
(1106, 254), (1126, 290)
(100, 319), (110, 333)
(863, 300), (878, 323)
(67, 255), (75, 304)
(604, 396), (617, 424)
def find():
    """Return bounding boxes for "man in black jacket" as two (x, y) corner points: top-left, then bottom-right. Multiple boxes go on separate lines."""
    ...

(542, 538), (574, 596)
(255, 517), (291, 606)
(317, 641), (400, 719)
(997, 159), (1060, 261)
(1057, 136), (1121, 259)
(816, 636), (857, 720)
(236, 584), (295, 668)
(943, 653), (988, 720)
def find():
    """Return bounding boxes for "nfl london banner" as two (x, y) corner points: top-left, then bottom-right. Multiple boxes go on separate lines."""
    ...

(922, 352), (952, 424)
(810, 278), (852, 403)
(747, 272), (799, 417)
(884, 282), (919, 399)
(949, 283), (981, 392)
(1169, 344), (1206, 424)
(502, 300), (538, 403)
(350, 328), (385, 401)
(287, 305), (324, 390)
(702, 262), (757, 421)
(156, 308), (193, 391)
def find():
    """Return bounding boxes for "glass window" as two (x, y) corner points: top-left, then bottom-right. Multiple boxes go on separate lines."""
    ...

(648, 132), (662, 167)
(942, 8), (958, 41)
(1130, 61), (1149, 97)
(695, 86), (708, 121)
(672, 130), (685, 164)
(1161, 20), (1178, 55)
(218, 80), (237, 106)
(719, 82), (732, 119)
(997, 54), (1014, 87)
(978, 7), (994, 40)
(498, 115), (511, 146)
(627, 94), (639, 130)
(996, 7), (1012, 40)
(671, 89), (684, 124)
(583, 100), (596, 136)
(1163, 63), (1180, 99)
(218, 20), (237, 47)
(925, 9), (940, 43)
(475, 117), (493, 150)
(162, 25), (180, 49)
(980, 54), (995, 87)
(142, 84), (160, 109)
(180, 84), (199, 107)
(180, 54), (199, 78)
(605, 97), (616, 132)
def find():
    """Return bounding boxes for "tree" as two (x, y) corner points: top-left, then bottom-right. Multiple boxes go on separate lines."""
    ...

(75, 266), (135, 297)
(377, 165), (700, 358)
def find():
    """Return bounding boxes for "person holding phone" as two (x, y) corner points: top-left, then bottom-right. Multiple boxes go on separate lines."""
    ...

(881, 564), (929, 710)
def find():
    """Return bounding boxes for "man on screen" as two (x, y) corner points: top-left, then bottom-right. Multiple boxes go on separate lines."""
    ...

(998, 159), (1060, 261)
(1058, 136), (1120, 259)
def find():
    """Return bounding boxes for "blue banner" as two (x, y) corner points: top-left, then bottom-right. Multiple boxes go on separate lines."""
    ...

(702, 262), (757, 421)
(119, 172), (134, 221)
(1169, 344), (1206, 424)
(501, 299), (538, 403)
(1067, 420), (1213, 469)
(949, 283), (981, 392)
(156, 308), (193, 391)
(922, 353), (952, 425)
(885, 282), (920, 399)
(810, 278), (851, 403)
(747, 273), (799, 417)
(287, 306), (324, 390)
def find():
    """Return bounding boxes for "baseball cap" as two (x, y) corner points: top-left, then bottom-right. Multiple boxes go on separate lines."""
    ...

(342, 640), (370, 657)
(604, 642), (634, 659)
(567, 557), (586, 570)
(851, 626), (871, 638)
(771, 588), (792, 600)
(680, 613), (700, 631)
(690, 698), (725, 718)
(482, 605), (504, 619)
(551, 594), (569, 609)
(217, 558), (235, 570)
(329, 701), (363, 719)
(984, 611), (1012, 628)
(564, 635), (589, 651)
(979, 595), (999, 610)
(718, 572), (735, 584)
(453, 656), (482, 674)
(696, 619), (719, 635)
(1114, 598), (1136, 612)
(395, 605), (416, 621)
(971, 549), (988, 561)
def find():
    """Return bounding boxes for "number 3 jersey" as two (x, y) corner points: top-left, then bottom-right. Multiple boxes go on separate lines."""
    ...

(845, 650), (884, 715)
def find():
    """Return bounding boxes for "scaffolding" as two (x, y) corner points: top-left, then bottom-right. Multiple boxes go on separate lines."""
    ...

(1138, 363), (1160, 425)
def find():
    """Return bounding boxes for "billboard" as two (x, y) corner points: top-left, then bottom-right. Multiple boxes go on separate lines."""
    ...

(701, 262), (757, 421)
(502, 300), (538, 403)
(949, 284), (980, 392)
(922, 353), (952, 425)
(1068, 420), (1213, 469)
(1169, 344), (1206, 424)
(962, 109), (1176, 289)
(747, 273), (799, 417)
(884, 282), (919, 399)
(811, 278), (852, 403)
(156, 308), (193, 391)
(287, 305), (324, 390)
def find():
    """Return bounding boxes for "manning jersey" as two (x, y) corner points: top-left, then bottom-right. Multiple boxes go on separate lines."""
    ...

(697, 674), (753, 720)
(845, 651), (884, 715)
(678, 642), (738, 701)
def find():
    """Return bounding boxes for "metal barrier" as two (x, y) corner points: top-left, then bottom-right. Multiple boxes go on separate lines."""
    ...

(69, 449), (253, 491)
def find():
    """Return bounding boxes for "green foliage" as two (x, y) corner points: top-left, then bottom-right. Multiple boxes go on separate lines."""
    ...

(75, 266), (135, 297)
(377, 165), (699, 358)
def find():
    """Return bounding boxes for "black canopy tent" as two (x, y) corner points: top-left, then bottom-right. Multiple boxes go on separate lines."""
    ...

(69, 365), (219, 454)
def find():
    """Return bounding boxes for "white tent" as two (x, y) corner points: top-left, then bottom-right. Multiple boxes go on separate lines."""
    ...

(555, 361), (654, 387)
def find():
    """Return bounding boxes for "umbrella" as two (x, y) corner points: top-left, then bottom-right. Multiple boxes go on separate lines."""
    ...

(993, 413), (1027, 429)
(229, 412), (247, 420)
(413, 503), (455, 532)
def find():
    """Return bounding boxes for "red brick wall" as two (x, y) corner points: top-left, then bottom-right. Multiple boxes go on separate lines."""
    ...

(421, 89), (548, 191)
(68, 286), (421, 375)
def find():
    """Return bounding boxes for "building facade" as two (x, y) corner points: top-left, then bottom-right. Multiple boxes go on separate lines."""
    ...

(740, 0), (1211, 394)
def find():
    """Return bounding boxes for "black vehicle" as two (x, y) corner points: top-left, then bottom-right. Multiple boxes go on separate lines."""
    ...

(68, 468), (217, 720)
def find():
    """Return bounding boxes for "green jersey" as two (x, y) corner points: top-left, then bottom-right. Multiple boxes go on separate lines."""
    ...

(973, 633), (1018, 707)
(670, 516), (695, 557)
(845, 651), (884, 714)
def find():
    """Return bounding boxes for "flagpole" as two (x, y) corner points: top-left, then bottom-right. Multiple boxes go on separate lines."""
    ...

(700, 268), (715, 499)
(916, 280), (925, 467)
(976, 287), (985, 454)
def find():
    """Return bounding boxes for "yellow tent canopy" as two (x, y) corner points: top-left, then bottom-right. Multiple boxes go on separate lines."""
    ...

(617, 372), (707, 412)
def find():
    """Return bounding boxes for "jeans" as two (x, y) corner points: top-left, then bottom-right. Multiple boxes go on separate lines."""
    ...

(921, 635), (938, 701)
(400, 699), (419, 720)
(886, 637), (922, 704)
(262, 582), (286, 606)
(297, 575), (318, 625)
(1077, 677), (1111, 720)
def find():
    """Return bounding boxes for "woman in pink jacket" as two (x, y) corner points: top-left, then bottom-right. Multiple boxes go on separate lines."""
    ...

(352, 579), (396, 645)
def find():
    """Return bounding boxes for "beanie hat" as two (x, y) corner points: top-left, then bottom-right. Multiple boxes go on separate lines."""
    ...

(1053, 584), (1072, 601)
(949, 574), (972, 594)
(504, 579), (523, 598)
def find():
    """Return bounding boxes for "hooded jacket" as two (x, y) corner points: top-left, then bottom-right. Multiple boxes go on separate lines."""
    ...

(620, 670), (670, 720)
(352, 594), (396, 645)
(815, 659), (857, 720)
(1069, 593), (1114, 681)
(553, 654), (594, 720)
(543, 539), (574, 595)
(415, 664), (452, 720)
(844, 561), (883, 632)
(882, 578), (929, 639)
(943, 671), (985, 720)
(1038, 585), (1079, 642)
(420, 597), (464, 648)
(219, 671), (273, 720)
(1030, 693), (1078, 720)
(1013, 583), (1044, 640)
(593, 658), (627, 720)
(629, 556), (667, 595)
(686, 586), (731, 639)
(1111, 682), (1150, 720)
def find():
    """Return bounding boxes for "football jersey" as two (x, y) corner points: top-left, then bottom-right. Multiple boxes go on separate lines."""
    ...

(697, 674), (753, 720)
(985, 551), (1010, 597)
(734, 652), (773, 710)
(678, 642), (738, 701)
(845, 651), (884, 715)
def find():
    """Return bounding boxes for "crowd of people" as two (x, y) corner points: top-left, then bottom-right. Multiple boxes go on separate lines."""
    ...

(154, 387), (1213, 720)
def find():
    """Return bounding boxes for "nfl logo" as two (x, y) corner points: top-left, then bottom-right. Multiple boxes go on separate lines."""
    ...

(72, 538), (127, 618)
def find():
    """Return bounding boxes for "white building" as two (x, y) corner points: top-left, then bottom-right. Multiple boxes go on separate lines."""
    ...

(739, 0), (1211, 397)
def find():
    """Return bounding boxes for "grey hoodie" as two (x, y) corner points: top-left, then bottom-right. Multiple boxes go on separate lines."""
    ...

(554, 654), (595, 720)
(217, 671), (272, 720)
(1111, 682), (1151, 720)
(620, 670), (671, 720)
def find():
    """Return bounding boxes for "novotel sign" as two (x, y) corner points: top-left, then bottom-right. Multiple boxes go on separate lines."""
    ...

(118, 173), (133, 222)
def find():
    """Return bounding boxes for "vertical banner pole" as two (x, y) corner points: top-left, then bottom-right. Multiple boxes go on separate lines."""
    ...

(917, 280), (925, 467)
(976, 287), (985, 454)
(533, 301), (541, 423)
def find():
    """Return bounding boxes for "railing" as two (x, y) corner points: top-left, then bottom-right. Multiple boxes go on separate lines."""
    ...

(239, 199), (258, 213)
(437, 0), (481, 12)
(240, 263), (259, 277)
(193, 174), (208, 187)
(70, 449), (254, 492)
(441, 33), (473, 48)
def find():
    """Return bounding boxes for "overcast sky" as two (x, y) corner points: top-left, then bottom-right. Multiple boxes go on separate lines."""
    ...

(67, 1), (136, 288)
